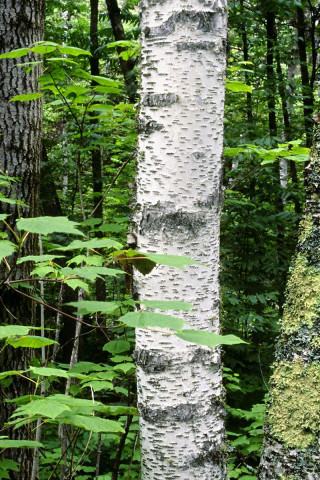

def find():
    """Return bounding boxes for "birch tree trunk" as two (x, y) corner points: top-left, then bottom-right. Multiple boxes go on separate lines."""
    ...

(134, 1), (228, 479)
(259, 124), (320, 479)
(0, 1), (44, 478)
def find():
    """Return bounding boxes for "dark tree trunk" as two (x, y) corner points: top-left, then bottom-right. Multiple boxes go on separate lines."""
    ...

(240, 0), (254, 135)
(259, 124), (320, 479)
(265, 5), (277, 139)
(0, 1), (45, 478)
(296, 5), (314, 147)
(105, 0), (137, 102)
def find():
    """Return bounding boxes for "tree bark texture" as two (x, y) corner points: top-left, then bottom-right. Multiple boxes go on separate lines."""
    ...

(259, 125), (320, 479)
(134, 1), (228, 479)
(0, 1), (44, 478)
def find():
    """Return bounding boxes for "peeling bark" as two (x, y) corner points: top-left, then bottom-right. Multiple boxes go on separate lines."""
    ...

(259, 125), (320, 479)
(134, 1), (228, 479)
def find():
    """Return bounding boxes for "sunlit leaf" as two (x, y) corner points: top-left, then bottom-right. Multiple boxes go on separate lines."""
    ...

(17, 216), (84, 236)
(176, 330), (246, 348)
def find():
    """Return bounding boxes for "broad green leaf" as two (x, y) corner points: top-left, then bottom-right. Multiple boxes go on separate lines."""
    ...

(81, 381), (114, 392)
(0, 214), (10, 221)
(176, 330), (246, 348)
(58, 46), (91, 56)
(97, 224), (126, 233)
(98, 405), (138, 416)
(144, 253), (202, 270)
(114, 363), (136, 375)
(30, 367), (68, 378)
(17, 254), (65, 264)
(8, 336), (58, 349)
(17, 216), (84, 236)
(9, 93), (43, 102)
(46, 57), (79, 65)
(0, 325), (31, 340)
(57, 238), (122, 251)
(69, 415), (124, 433)
(107, 41), (134, 48)
(13, 399), (70, 419)
(66, 300), (119, 315)
(0, 48), (30, 59)
(0, 440), (43, 448)
(90, 76), (123, 87)
(138, 300), (193, 311)
(103, 339), (131, 354)
(31, 45), (56, 54)
(119, 311), (187, 330)
(61, 266), (124, 282)
(226, 80), (253, 93)
(68, 362), (109, 374)
(65, 279), (89, 293)
(0, 240), (16, 261)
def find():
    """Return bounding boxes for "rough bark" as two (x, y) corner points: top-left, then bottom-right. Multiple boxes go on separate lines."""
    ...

(259, 124), (320, 479)
(0, 1), (44, 478)
(134, 1), (228, 479)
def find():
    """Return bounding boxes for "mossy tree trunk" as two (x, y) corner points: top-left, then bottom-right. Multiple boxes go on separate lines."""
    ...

(0, 1), (44, 478)
(134, 1), (228, 479)
(259, 124), (320, 479)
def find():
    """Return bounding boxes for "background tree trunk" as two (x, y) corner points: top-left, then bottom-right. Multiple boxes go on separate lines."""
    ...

(134, 1), (228, 479)
(0, 1), (44, 478)
(259, 124), (320, 479)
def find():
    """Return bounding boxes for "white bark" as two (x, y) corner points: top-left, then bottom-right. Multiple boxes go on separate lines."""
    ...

(134, 1), (227, 479)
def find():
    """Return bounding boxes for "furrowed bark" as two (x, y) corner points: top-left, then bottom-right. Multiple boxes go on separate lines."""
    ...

(134, 1), (228, 479)
(259, 124), (320, 479)
(0, 1), (44, 478)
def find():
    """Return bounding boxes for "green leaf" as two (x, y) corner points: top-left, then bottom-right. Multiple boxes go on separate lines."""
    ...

(138, 300), (193, 311)
(176, 330), (247, 348)
(226, 80), (253, 93)
(16, 216), (84, 236)
(0, 325), (32, 340)
(113, 363), (136, 375)
(0, 440), (43, 448)
(58, 46), (92, 56)
(119, 311), (187, 330)
(0, 371), (24, 380)
(57, 238), (122, 251)
(81, 381), (114, 392)
(90, 76), (123, 87)
(69, 415), (124, 433)
(9, 93), (43, 102)
(0, 214), (10, 221)
(61, 266), (124, 282)
(103, 339), (131, 354)
(17, 254), (65, 264)
(144, 253), (202, 270)
(0, 240), (16, 261)
(66, 301), (119, 315)
(13, 399), (70, 419)
(8, 336), (58, 349)
(31, 45), (56, 54)
(29, 367), (69, 378)
(64, 279), (89, 293)
(0, 48), (30, 59)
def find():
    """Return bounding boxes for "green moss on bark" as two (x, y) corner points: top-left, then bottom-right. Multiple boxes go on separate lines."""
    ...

(282, 253), (320, 334)
(269, 360), (320, 448)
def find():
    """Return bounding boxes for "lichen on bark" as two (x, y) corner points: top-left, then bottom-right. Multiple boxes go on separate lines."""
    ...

(268, 360), (320, 448)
